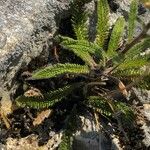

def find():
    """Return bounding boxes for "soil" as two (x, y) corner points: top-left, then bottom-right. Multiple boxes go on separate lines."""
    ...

(0, 100), (149, 149)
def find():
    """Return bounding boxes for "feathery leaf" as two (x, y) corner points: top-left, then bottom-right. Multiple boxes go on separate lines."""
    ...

(115, 38), (150, 74)
(114, 68), (144, 78)
(59, 35), (106, 62)
(137, 75), (150, 90)
(16, 86), (74, 109)
(125, 37), (150, 60)
(115, 102), (135, 125)
(107, 17), (125, 58)
(63, 45), (97, 67)
(58, 135), (71, 150)
(59, 35), (100, 54)
(127, 0), (138, 43)
(16, 96), (60, 109)
(59, 105), (77, 150)
(31, 63), (89, 80)
(87, 96), (113, 116)
(95, 0), (110, 47)
(87, 96), (134, 124)
(71, 0), (89, 40)
(117, 56), (149, 70)
(114, 62), (150, 86)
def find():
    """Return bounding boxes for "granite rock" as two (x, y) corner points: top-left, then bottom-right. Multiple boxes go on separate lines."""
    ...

(0, 0), (70, 91)
(72, 112), (121, 150)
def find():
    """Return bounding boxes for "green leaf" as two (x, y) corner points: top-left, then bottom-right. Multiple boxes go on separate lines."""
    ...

(45, 85), (74, 100)
(32, 63), (89, 80)
(95, 0), (110, 48)
(71, 0), (89, 40)
(107, 17), (125, 58)
(117, 57), (149, 70)
(16, 86), (74, 109)
(125, 38), (150, 60)
(58, 105), (77, 150)
(127, 0), (138, 43)
(114, 68), (143, 78)
(115, 102), (135, 125)
(59, 35), (100, 54)
(87, 96), (113, 116)
(137, 75), (150, 90)
(58, 135), (71, 150)
(59, 35), (105, 64)
(16, 96), (60, 109)
(63, 45), (97, 67)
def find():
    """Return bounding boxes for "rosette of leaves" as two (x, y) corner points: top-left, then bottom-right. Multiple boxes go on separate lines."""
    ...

(16, 0), (150, 148)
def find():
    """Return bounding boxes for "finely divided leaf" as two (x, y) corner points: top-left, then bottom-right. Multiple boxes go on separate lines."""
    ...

(114, 67), (149, 79)
(71, 0), (88, 40)
(87, 96), (113, 116)
(125, 38), (150, 60)
(63, 45), (97, 67)
(16, 96), (60, 109)
(16, 86), (74, 109)
(59, 35), (105, 65)
(32, 63), (89, 79)
(58, 135), (71, 150)
(95, 0), (110, 47)
(59, 35), (100, 54)
(115, 102), (135, 125)
(118, 58), (149, 70)
(107, 17), (125, 58)
(127, 0), (138, 43)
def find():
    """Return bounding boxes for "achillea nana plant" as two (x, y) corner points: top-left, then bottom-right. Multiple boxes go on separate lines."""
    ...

(16, 0), (150, 148)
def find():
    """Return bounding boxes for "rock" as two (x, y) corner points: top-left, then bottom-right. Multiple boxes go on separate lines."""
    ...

(6, 134), (39, 150)
(141, 104), (150, 147)
(72, 112), (122, 150)
(39, 131), (63, 150)
(73, 133), (111, 150)
(141, 123), (150, 147)
(0, 0), (70, 92)
(132, 88), (150, 104)
(133, 89), (150, 147)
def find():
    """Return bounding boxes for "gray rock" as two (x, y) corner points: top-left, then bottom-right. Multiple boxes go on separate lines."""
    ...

(142, 123), (150, 147)
(132, 88), (150, 147)
(132, 88), (150, 104)
(0, 0), (70, 91)
(141, 104), (150, 147)
(73, 133), (111, 150)
(72, 112), (121, 150)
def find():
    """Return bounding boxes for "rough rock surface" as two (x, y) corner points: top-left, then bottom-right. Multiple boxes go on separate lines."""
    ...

(6, 135), (38, 150)
(0, 0), (70, 91)
(142, 104), (150, 147)
(133, 89), (150, 147)
(133, 88), (150, 104)
(72, 112), (121, 150)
